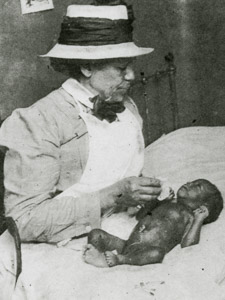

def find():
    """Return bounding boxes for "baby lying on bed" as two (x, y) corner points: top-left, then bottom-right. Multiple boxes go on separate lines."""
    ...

(83, 179), (223, 267)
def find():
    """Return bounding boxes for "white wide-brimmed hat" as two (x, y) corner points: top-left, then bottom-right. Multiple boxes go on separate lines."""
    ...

(41, 3), (154, 60)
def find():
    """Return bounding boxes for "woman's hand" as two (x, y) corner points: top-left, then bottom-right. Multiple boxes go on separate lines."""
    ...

(115, 176), (162, 207)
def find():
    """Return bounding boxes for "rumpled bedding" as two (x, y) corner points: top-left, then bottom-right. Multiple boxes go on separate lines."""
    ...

(2, 126), (225, 300)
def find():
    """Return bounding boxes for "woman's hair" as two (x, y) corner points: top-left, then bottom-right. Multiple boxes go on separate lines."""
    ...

(196, 179), (223, 224)
(50, 57), (135, 79)
(50, 58), (83, 79)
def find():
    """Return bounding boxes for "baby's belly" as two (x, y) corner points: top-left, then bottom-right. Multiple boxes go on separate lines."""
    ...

(125, 219), (185, 252)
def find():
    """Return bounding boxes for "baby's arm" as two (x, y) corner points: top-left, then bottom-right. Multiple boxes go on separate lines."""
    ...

(135, 199), (160, 220)
(181, 205), (209, 248)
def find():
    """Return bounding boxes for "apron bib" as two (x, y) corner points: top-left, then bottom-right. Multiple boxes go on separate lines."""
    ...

(57, 100), (144, 196)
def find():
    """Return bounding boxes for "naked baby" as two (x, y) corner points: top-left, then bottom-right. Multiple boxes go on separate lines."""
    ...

(83, 179), (223, 267)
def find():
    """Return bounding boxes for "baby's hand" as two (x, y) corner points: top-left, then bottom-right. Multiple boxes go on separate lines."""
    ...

(193, 205), (209, 221)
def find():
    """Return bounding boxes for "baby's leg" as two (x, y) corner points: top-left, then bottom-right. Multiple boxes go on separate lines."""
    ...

(105, 245), (165, 267)
(88, 229), (126, 253)
(84, 229), (127, 268)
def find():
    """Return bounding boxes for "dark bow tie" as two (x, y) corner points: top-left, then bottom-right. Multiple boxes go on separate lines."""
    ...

(90, 95), (125, 123)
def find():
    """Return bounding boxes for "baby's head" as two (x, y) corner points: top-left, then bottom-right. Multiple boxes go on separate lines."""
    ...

(177, 179), (223, 224)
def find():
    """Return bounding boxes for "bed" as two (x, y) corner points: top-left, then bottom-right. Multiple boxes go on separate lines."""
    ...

(1, 125), (225, 300)
(1, 54), (225, 300)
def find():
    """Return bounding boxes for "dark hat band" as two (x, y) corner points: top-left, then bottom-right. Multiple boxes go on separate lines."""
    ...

(58, 17), (133, 46)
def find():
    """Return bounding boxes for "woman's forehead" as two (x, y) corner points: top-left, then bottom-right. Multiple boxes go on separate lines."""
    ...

(113, 57), (135, 64)
(93, 57), (135, 68)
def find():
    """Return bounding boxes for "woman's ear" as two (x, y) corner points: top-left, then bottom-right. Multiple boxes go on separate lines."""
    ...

(80, 64), (92, 78)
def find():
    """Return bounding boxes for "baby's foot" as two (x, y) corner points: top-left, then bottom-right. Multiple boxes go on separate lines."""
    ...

(83, 244), (108, 268)
(168, 187), (175, 199)
(104, 251), (119, 267)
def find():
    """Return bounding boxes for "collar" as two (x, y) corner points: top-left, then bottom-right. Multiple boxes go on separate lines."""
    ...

(62, 78), (94, 109)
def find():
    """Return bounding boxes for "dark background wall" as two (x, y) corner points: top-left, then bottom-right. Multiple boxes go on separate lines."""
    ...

(1, 0), (225, 145)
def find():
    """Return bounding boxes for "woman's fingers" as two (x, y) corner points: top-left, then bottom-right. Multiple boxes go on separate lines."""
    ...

(139, 177), (161, 187)
(117, 176), (163, 207)
(136, 194), (159, 203)
(139, 186), (162, 195)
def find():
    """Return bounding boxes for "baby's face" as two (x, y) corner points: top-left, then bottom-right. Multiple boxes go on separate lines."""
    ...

(177, 179), (207, 210)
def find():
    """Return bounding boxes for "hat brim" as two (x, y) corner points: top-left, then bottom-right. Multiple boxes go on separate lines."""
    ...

(40, 42), (154, 60)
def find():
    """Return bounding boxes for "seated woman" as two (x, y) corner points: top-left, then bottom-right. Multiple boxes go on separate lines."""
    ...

(83, 179), (223, 267)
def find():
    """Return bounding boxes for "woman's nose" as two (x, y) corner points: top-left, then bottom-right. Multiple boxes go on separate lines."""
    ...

(124, 66), (135, 81)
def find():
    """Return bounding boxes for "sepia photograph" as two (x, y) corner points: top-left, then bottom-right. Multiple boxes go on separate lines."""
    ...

(20, 0), (54, 14)
(1, 0), (225, 299)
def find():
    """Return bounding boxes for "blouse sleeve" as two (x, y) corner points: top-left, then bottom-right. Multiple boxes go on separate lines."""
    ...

(0, 103), (100, 243)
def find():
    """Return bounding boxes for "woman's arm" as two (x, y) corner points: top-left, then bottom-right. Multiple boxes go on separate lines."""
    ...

(0, 101), (103, 243)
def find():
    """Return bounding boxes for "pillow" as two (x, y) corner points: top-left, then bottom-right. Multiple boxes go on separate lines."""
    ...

(143, 126), (225, 200)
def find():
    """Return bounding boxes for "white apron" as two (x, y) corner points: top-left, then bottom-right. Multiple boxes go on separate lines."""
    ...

(57, 99), (144, 197)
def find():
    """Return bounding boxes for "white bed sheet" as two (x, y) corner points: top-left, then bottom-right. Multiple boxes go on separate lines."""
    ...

(8, 209), (225, 300)
(2, 126), (225, 300)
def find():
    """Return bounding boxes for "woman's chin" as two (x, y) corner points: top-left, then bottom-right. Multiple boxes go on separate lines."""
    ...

(106, 90), (128, 103)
